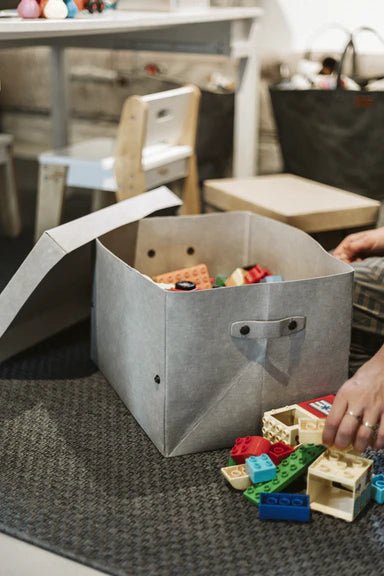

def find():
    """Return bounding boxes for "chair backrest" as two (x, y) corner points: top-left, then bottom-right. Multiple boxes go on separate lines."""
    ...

(142, 85), (199, 150)
(114, 84), (201, 200)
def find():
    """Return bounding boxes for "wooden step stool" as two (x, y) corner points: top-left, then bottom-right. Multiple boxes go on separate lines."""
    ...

(204, 174), (380, 235)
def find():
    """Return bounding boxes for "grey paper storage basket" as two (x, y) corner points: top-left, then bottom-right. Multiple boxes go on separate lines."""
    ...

(92, 211), (353, 457)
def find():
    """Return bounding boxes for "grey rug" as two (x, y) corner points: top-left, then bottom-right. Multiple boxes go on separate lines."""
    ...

(1, 372), (384, 576)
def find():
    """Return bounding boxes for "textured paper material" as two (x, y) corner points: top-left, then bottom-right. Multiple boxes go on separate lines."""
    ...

(93, 211), (353, 457)
(0, 187), (182, 362)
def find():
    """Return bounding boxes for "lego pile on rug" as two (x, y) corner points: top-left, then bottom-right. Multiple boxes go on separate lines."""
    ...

(0, 327), (383, 576)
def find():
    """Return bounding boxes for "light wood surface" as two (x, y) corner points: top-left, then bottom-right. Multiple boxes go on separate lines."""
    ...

(204, 174), (381, 233)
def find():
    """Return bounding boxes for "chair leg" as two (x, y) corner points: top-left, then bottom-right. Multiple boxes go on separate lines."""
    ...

(180, 155), (201, 215)
(0, 144), (22, 237)
(91, 190), (116, 212)
(35, 163), (67, 243)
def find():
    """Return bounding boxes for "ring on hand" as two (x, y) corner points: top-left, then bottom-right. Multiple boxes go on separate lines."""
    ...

(362, 421), (379, 432)
(346, 410), (362, 422)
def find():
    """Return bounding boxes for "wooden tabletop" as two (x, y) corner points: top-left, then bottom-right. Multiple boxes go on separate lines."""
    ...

(204, 174), (381, 232)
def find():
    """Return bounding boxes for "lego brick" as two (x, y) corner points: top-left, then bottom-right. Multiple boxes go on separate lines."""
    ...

(307, 448), (373, 522)
(267, 442), (294, 465)
(153, 264), (212, 290)
(227, 456), (237, 467)
(213, 274), (227, 288)
(260, 275), (283, 283)
(259, 492), (311, 522)
(298, 395), (335, 419)
(230, 436), (271, 464)
(298, 418), (325, 445)
(245, 454), (276, 484)
(371, 474), (384, 504)
(244, 444), (325, 506)
(262, 404), (318, 445)
(225, 267), (246, 287)
(244, 264), (270, 284)
(221, 464), (252, 491)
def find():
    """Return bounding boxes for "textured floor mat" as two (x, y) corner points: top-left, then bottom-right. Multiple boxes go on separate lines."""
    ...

(1, 372), (384, 576)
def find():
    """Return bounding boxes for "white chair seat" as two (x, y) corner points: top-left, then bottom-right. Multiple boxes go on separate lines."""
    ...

(39, 138), (192, 191)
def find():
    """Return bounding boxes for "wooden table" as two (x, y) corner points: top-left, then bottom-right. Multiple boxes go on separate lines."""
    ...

(0, 7), (263, 177)
(204, 174), (381, 232)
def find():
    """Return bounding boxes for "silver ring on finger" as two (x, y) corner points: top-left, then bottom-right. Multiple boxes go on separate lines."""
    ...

(362, 421), (379, 433)
(346, 410), (362, 422)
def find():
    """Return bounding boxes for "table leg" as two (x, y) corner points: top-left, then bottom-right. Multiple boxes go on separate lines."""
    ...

(232, 18), (261, 177)
(50, 46), (69, 149)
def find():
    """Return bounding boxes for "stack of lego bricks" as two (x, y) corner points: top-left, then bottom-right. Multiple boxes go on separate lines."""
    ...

(221, 395), (383, 523)
(152, 263), (283, 292)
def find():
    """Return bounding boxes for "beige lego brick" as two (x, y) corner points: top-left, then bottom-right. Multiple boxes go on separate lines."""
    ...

(262, 404), (318, 446)
(221, 464), (252, 491)
(298, 418), (325, 445)
(225, 268), (246, 287)
(307, 448), (373, 522)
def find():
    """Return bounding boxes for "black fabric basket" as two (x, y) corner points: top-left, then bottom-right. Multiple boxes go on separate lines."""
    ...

(270, 28), (384, 202)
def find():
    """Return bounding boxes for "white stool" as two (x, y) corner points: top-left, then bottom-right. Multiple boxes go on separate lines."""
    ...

(0, 133), (22, 238)
(204, 174), (380, 233)
(35, 85), (201, 242)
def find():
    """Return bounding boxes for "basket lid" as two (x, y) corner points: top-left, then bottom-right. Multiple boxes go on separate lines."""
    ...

(0, 187), (181, 362)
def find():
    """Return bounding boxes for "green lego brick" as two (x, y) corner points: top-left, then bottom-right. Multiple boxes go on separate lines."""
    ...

(214, 275), (227, 288)
(243, 444), (325, 506)
(227, 456), (237, 467)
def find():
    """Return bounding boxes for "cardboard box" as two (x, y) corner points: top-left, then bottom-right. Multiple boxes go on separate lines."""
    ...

(118, 0), (210, 11)
(0, 187), (353, 458)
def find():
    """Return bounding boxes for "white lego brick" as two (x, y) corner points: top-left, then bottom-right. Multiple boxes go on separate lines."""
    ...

(307, 448), (373, 522)
(262, 404), (318, 446)
(221, 464), (252, 491)
(298, 418), (325, 445)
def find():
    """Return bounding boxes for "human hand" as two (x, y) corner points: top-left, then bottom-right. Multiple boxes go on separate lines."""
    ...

(322, 346), (384, 452)
(332, 227), (384, 263)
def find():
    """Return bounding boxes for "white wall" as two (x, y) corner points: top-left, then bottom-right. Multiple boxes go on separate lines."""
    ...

(255, 0), (384, 58)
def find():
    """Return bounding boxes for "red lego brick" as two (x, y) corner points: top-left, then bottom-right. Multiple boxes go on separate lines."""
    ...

(244, 264), (271, 284)
(298, 395), (335, 419)
(230, 436), (271, 464)
(268, 441), (295, 465)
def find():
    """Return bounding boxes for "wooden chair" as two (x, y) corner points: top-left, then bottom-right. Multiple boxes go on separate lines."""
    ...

(0, 133), (22, 238)
(35, 84), (201, 242)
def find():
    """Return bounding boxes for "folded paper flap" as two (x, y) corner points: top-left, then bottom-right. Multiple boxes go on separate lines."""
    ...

(48, 187), (182, 252)
(0, 187), (182, 360)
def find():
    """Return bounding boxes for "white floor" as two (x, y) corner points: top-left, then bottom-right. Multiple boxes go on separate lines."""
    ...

(0, 532), (106, 576)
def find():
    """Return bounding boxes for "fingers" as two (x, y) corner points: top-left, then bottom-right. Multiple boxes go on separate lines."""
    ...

(333, 410), (362, 450)
(353, 408), (381, 452)
(322, 393), (348, 447)
(332, 231), (371, 262)
(374, 413), (384, 449)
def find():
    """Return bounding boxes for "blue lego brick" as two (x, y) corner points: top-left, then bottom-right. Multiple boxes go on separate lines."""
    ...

(260, 275), (283, 283)
(259, 492), (311, 522)
(245, 453), (276, 484)
(371, 474), (384, 504)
